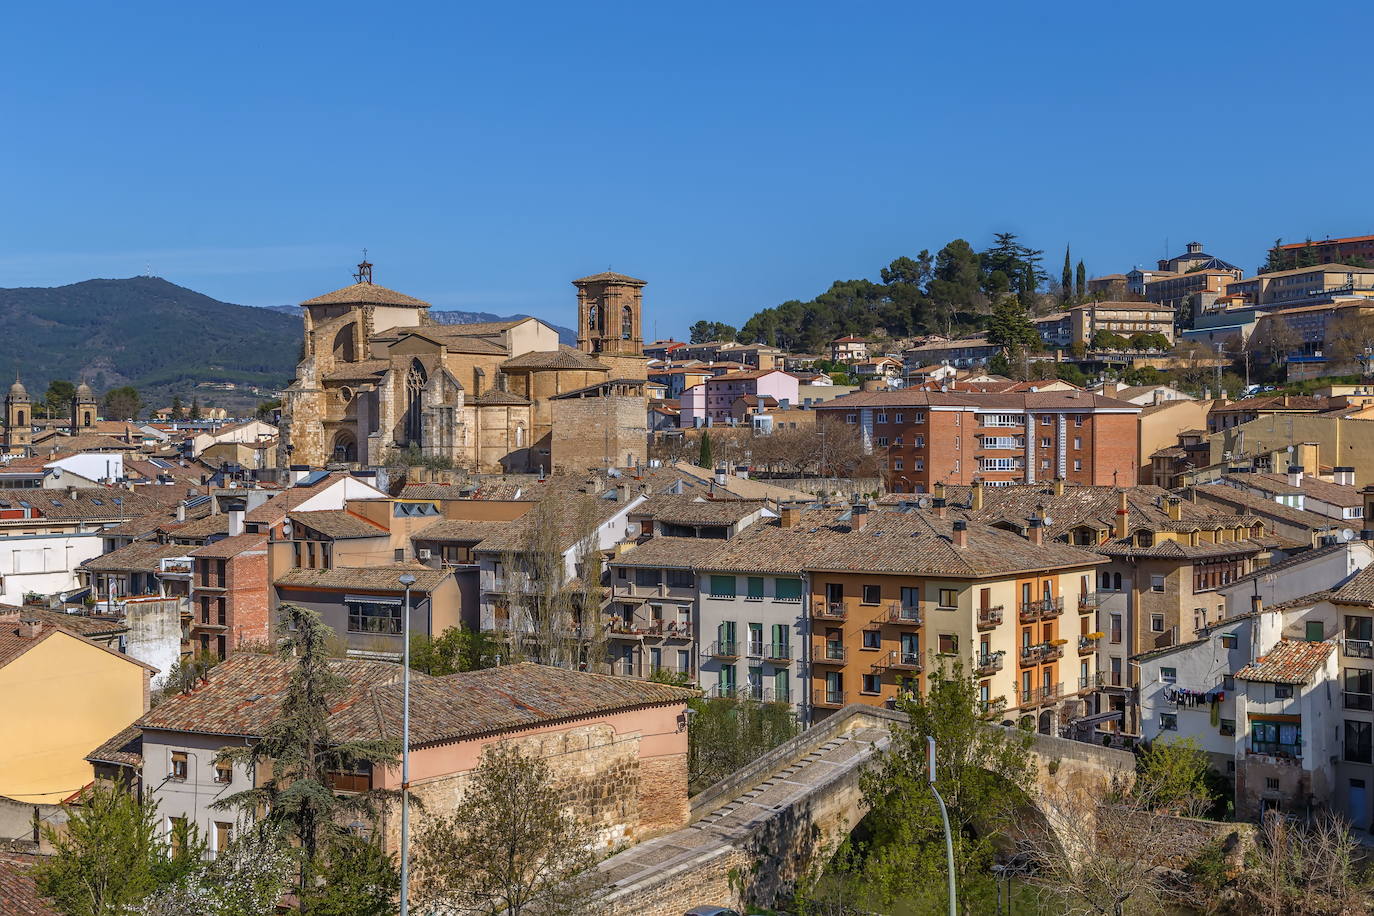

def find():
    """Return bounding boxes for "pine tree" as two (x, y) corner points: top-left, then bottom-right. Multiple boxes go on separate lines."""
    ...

(697, 431), (714, 469)
(1019, 262), (1038, 312)
(1061, 246), (1072, 303)
(170, 395), (184, 420)
(1076, 260), (1086, 302)
(189, 397), (202, 420)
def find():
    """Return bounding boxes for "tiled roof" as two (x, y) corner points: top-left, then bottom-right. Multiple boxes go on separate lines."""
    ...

(288, 509), (389, 540)
(432, 318), (527, 335)
(575, 271), (646, 285)
(470, 389), (531, 406)
(1211, 395), (1328, 413)
(162, 513), (231, 539)
(188, 533), (268, 559)
(1190, 484), (1338, 531)
(0, 853), (59, 916)
(412, 519), (512, 545)
(812, 388), (1140, 411)
(81, 540), (190, 573)
(275, 564), (451, 593)
(1330, 564), (1374, 606)
(501, 347), (608, 371)
(610, 536), (727, 570)
(399, 327), (509, 354)
(0, 605), (126, 638)
(85, 724), (143, 769)
(1235, 639), (1334, 685)
(1244, 473), (1362, 508)
(301, 282), (430, 308)
(701, 508), (1104, 577)
(398, 483), (475, 500)
(139, 654), (690, 745)
(1227, 542), (1351, 589)
(0, 487), (164, 522)
(0, 619), (156, 673)
(474, 488), (632, 555)
(324, 359), (391, 381)
(635, 495), (766, 527)
(244, 475), (342, 524)
(54, 433), (139, 451)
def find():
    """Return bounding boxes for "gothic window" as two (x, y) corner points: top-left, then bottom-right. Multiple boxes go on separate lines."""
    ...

(515, 424), (525, 449)
(405, 359), (427, 445)
(622, 305), (633, 339)
(588, 304), (598, 330)
(15, 410), (24, 426)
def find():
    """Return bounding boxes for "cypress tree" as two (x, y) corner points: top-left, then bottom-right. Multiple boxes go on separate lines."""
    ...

(1020, 262), (1038, 312)
(697, 431), (713, 469)
(1076, 260), (1086, 301)
(1061, 246), (1072, 303)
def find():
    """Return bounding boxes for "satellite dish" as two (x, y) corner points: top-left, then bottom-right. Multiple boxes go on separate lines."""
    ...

(1043, 515), (1054, 527)
(1343, 528), (1356, 542)
(281, 520), (293, 539)
(917, 496), (932, 509)
(625, 522), (641, 537)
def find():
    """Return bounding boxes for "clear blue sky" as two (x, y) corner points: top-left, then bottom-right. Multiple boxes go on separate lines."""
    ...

(3, 1), (1372, 340)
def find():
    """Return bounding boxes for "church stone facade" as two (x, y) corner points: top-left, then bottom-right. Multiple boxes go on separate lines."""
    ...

(278, 263), (648, 473)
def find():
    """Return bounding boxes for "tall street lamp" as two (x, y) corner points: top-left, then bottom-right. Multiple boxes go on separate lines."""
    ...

(397, 572), (416, 916)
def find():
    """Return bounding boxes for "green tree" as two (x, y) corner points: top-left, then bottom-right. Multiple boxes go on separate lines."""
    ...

(214, 604), (401, 909)
(1076, 259), (1086, 301)
(928, 239), (983, 333)
(1019, 261), (1038, 312)
(986, 295), (1040, 353)
(687, 696), (799, 792)
(169, 395), (183, 420)
(44, 379), (75, 419)
(1092, 329), (1130, 350)
(255, 398), (281, 422)
(188, 397), (202, 420)
(101, 385), (141, 421)
(412, 744), (602, 915)
(1128, 332), (1171, 351)
(297, 834), (399, 916)
(410, 625), (502, 675)
(1061, 245), (1073, 304)
(805, 662), (1035, 914)
(137, 822), (294, 916)
(34, 782), (204, 916)
(1134, 736), (1219, 818)
(697, 430), (713, 469)
(688, 320), (737, 344)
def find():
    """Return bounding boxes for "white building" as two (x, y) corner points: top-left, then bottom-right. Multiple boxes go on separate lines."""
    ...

(1219, 540), (1374, 617)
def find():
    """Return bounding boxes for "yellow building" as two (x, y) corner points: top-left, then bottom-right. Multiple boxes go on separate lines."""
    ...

(0, 612), (153, 803)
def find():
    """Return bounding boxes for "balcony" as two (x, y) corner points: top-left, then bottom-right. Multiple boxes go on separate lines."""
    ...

(707, 683), (741, 699)
(708, 640), (739, 660)
(1019, 642), (1065, 666)
(813, 687), (847, 708)
(875, 649), (922, 672)
(814, 642), (847, 664)
(1345, 691), (1373, 711)
(1078, 633), (1102, 654)
(1019, 596), (1065, 623)
(1078, 675), (1095, 692)
(765, 643), (793, 664)
(974, 651), (1004, 676)
(976, 606), (1004, 630)
(746, 641), (765, 659)
(1039, 682), (1064, 702)
(1346, 639), (1374, 660)
(608, 619), (648, 637)
(648, 663), (695, 681)
(815, 602), (847, 621)
(880, 602), (922, 626)
(1078, 591), (1107, 610)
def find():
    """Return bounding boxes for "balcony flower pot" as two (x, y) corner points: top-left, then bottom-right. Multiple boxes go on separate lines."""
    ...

(1050, 638), (1069, 646)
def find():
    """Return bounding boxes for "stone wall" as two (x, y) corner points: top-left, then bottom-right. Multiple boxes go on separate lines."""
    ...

(598, 845), (747, 916)
(551, 395), (648, 472)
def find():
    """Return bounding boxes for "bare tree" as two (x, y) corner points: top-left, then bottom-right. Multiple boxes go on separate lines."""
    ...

(1325, 310), (1374, 374)
(1251, 316), (1303, 368)
(1242, 812), (1368, 916)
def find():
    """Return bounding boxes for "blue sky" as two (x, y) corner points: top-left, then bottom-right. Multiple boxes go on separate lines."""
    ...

(3, 1), (1372, 340)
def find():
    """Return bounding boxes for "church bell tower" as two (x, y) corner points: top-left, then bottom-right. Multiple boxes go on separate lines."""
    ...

(71, 380), (96, 430)
(4, 375), (32, 452)
(574, 272), (646, 356)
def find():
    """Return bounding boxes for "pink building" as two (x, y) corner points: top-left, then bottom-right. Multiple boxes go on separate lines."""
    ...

(679, 383), (708, 427)
(703, 369), (800, 424)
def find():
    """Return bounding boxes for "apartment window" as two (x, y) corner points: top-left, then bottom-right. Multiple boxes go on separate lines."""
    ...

(1041, 415), (1052, 426)
(216, 634), (226, 660)
(1040, 437), (1051, 448)
(1150, 574), (1165, 593)
(746, 577), (765, 600)
(666, 568), (693, 588)
(983, 414), (1023, 428)
(862, 630), (881, 650)
(214, 760), (232, 784)
(938, 633), (958, 654)
(775, 578), (803, 602)
(1223, 674), (1235, 690)
(709, 576), (736, 598)
(893, 459), (904, 470)
(861, 673), (881, 695)
(845, 414), (857, 424)
(1073, 437), (1081, 450)
(913, 411), (925, 424)
(1348, 721), (1373, 764)
(347, 599), (402, 635)
(170, 751), (188, 780)
(914, 458), (925, 471)
(894, 413), (904, 423)
(876, 436), (889, 447)
(1220, 633), (1237, 649)
(1346, 668), (1373, 710)
(1220, 719), (1236, 736)
(1041, 459), (1050, 469)
(1160, 667), (1177, 684)
(937, 588), (957, 609)
(214, 821), (232, 855)
(1151, 614), (1164, 632)
(1073, 459), (1082, 471)
(635, 568), (659, 588)
(862, 584), (881, 605)
(1074, 415), (1084, 427)
(1275, 685), (1294, 699)
(894, 436), (903, 446)
(876, 412), (888, 423)
(1160, 713), (1177, 731)
(914, 435), (925, 447)
(1265, 777), (1281, 791)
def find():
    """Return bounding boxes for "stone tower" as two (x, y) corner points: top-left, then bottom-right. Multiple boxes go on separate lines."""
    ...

(71, 380), (96, 430)
(3, 375), (32, 452)
(575, 272), (645, 356)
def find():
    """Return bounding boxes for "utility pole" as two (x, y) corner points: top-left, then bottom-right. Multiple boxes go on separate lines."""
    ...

(397, 572), (416, 916)
(928, 736), (957, 916)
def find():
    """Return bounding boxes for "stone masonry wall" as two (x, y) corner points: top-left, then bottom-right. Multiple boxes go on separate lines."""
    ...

(551, 395), (648, 473)
(598, 846), (748, 916)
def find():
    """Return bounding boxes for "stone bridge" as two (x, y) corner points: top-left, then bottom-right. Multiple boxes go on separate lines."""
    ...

(595, 704), (1134, 916)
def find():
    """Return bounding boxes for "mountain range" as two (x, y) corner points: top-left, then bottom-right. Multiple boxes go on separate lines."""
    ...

(0, 277), (575, 403)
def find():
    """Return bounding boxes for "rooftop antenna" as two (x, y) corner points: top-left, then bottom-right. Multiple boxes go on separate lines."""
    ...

(353, 249), (373, 285)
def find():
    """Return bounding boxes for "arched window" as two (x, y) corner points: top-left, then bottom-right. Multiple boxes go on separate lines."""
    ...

(405, 358), (428, 445)
(15, 410), (24, 426)
(1112, 572), (1122, 591)
(515, 424), (525, 448)
(1100, 571), (1110, 589)
(587, 304), (598, 330)
(621, 305), (633, 339)
(332, 323), (356, 362)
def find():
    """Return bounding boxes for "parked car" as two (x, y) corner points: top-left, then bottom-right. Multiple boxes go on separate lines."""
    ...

(685, 908), (741, 916)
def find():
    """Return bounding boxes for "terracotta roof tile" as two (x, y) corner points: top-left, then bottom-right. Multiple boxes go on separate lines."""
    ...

(634, 495), (766, 527)
(501, 347), (609, 371)
(0, 605), (126, 638)
(610, 536), (724, 570)
(81, 540), (191, 573)
(0, 487), (164, 522)
(288, 509), (389, 540)
(0, 854), (59, 916)
(188, 533), (269, 559)
(301, 282), (430, 308)
(85, 724), (143, 769)
(411, 519), (512, 545)
(1235, 639), (1334, 685)
(275, 564), (450, 593)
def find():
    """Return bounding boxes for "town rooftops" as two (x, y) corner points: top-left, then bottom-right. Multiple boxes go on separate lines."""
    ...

(301, 282), (430, 308)
(81, 540), (191, 573)
(1235, 639), (1334, 685)
(411, 518), (512, 545)
(1241, 473), (1362, 509)
(0, 487), (164, 523)
(0, 853), (59, 916)
(188, 532), (269, 559)
(635, 495), (766, 527)
(814, 388), (1140, 411)
(1327, 564), (1374, 606)
(501, 346), (608, 371)
(85, 724), (143, 770)
(611, 536), (732, 570)
(0, 605), (126, 639)
(288, 509), (389, 540)
(137, 654), (691, 746)
(0, 616), (156, 673)
(275, 564), (450, 593)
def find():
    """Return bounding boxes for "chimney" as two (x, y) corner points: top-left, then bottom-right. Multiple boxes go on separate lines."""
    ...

(616, 483), (628, 502)
(972, 478), (985, 511)
(227, 500), (246, 538)
(1115, 490), (1129, 540)
(18, 617), (42, 639)
(1250, 593), (1263, 616)
(1287, 464), (1304, 488)
(175, 501), (186, 523)
(714, 467), (727, 487)
(1166, 496), (1182, 521)
(851, 503), (869, 531)
(933, 481), (946, 501)
(1335, 466), (1356, 487)
(1028, 517), (1044, 546)
(933, 497), (947, 519)
(953, 519), (968, 548)
(66, 485), (77, 500)
(779, 505), (800, 529)
(289, 464), (310, 486)
(1053, 477), (1065, 497)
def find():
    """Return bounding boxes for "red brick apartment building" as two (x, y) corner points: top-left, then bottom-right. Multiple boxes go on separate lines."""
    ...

(1269, 234), (1374, 269)
(816, 389), (1141, 493)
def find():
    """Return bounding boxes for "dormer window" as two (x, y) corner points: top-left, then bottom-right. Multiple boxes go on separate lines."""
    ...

(1135, 531), (1154, 548)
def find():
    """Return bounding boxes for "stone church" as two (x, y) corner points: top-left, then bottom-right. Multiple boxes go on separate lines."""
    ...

(278, 261), (650, 473)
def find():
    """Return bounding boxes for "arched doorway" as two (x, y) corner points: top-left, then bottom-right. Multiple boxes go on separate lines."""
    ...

(405, 358), (427, 445)
(332, 430), (357, 463)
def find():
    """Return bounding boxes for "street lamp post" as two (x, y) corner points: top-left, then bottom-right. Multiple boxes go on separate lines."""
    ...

(927, 736), (956, 916)
(397, 572), (416, 916)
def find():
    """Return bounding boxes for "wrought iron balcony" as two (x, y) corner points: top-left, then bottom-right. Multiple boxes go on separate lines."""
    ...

(976, 606), (1004, 629)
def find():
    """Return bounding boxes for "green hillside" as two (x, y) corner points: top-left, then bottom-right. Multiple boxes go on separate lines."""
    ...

(0, 276), (301, 398)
